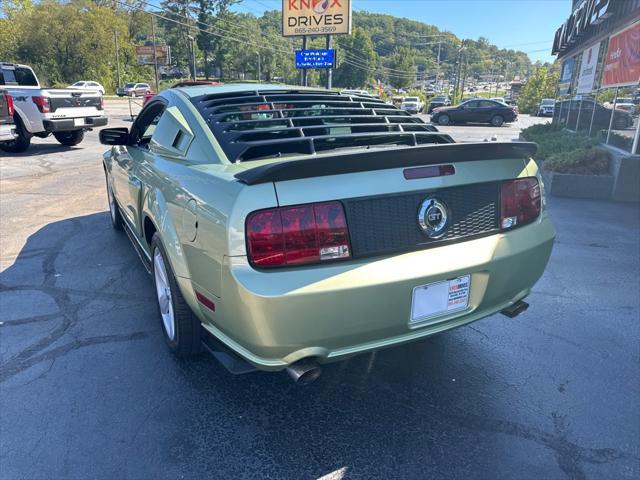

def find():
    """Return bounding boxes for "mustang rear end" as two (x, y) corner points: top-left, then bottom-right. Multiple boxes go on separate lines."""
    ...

(100, 85), (554, 381)
(211, 150), (554, 370)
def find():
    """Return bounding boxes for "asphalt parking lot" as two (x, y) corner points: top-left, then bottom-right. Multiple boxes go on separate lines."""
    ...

(1, 100), (638, 479)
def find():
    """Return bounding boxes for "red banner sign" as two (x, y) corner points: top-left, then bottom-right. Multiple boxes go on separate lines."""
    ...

(602, 22), (640, 88)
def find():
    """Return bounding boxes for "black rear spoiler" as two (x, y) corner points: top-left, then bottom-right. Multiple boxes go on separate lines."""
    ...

(234, 141), (537, 185)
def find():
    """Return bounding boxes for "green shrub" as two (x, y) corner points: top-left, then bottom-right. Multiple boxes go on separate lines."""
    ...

(521, 124), (599, 161)
(544, 147), (610, 175)
(520, 122), (562, 141)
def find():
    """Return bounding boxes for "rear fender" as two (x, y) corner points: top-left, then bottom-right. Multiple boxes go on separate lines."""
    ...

(142, 187), (192, 281)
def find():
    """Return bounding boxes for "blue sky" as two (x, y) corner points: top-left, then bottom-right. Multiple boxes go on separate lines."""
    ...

(235, 0), (571, 63)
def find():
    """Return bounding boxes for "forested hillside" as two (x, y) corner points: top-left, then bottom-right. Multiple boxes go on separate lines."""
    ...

(0, 0), (542, 92)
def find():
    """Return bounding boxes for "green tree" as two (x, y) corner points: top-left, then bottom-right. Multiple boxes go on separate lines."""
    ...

(387, 46), (416, 89)
(334, 28), (376, 89)
(517, 67), (559, 114)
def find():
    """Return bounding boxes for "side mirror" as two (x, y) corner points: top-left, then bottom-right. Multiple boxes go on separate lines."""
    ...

(99, 127), (129, 145)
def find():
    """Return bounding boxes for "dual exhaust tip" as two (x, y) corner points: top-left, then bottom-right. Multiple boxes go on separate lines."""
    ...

(286, 301), (530, 384)
(286, 359), (322, 385)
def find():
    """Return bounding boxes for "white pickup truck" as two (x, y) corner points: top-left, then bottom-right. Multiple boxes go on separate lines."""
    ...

(0, 62), (107, 153)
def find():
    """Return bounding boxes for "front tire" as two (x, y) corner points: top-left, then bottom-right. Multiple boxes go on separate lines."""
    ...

(491, 115), (505, 127)
(53, 130), (84, 146)
(438, 114), (451, 126)
(0, 115), (31, 153)
(151, 233), (202, 357)
(105, 173), (123, 231)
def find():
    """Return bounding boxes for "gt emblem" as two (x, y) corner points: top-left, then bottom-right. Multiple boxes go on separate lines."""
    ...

(418, 197), (450, 239)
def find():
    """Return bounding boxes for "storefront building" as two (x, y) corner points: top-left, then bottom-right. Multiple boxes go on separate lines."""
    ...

(551, 0), (640, 156)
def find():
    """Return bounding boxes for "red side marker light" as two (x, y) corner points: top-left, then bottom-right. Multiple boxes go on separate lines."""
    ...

(195, 291), (216, 312)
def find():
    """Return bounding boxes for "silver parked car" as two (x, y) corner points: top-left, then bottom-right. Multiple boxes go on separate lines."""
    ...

(116, 82), (151, 97)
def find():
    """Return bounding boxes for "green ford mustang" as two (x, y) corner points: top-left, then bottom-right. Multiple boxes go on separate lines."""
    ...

(100, 84), (554, 382)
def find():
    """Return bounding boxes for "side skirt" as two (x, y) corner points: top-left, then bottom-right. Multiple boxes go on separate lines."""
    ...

(122, 220), (152, 274)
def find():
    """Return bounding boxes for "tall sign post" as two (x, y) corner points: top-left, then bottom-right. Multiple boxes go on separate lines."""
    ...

(282, 0), (352, 88)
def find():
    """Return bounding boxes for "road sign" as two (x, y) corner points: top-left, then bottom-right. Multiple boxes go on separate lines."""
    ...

(283, 0), (352, 37)
(136, 45), (171, 66)
(295, 49), (336, 69)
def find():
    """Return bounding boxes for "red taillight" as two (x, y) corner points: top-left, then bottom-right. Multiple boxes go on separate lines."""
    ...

(500, 178), (541, 229)
(246, 201), (351, 268)
(6, 94), (14, 116)
(99, 96), (104, 111)
(32, 96), (50, 113)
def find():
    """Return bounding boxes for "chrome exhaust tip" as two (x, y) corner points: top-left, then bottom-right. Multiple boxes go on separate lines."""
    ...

(286, 360), (322, 385)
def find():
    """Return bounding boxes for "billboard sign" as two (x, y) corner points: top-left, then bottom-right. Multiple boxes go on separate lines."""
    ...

(576, 42), (600, 94)
(136, 45), (171, 66)
(551, 0), (613, 55)
(283, 0), (352, 37)
(295, 49), (335, 68)
(602, 22), (640, 88)
(558, 57), (575, 94)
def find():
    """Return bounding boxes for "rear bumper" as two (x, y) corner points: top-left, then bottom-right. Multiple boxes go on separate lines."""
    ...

(0, 124), (16, 142)
(199, 214), (555, 370)
(42, 116), (108, 132)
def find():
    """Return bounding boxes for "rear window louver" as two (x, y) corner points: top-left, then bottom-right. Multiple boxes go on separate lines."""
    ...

(190, 89), (454, 162)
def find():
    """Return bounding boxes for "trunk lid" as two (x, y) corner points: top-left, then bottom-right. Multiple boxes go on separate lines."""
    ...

(237, 143), (534, 258)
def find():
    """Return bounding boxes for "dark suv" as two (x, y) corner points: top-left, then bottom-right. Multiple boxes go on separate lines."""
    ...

(427, 95), (451, 114)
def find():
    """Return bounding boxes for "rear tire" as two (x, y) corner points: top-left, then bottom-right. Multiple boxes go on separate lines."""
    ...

(491, 115), (505, 127)
(0, 115), (31, 153)
(53, 130), (84, 146)
(151, 233), (202, 357)
(438, 114), (451, 126)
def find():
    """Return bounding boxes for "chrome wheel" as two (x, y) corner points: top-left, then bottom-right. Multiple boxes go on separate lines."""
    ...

(154, 248), (175, 340)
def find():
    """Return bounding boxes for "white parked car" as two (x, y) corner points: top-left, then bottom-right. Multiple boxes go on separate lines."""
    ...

(400, 96), (425, 114)
(0, 62), (107, 153)
(68, 80), (105, 95)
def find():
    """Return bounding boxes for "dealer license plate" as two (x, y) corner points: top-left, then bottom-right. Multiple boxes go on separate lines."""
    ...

(73, 118), (85, 127)
(410, 275), (470, 324)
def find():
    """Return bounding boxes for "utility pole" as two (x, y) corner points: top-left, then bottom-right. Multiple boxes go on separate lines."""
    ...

(435, 39), (441, 91)
(151, 16), (160, 93)
(187, 35), (196, 81)
(326, 35), (333, 90)
(114, 29), (121, 89)
(256, 51), (261, 81)
(454, 41), (465, 103)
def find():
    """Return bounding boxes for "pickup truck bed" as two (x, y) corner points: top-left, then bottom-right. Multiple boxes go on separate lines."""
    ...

(0, 62), (107, 153)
